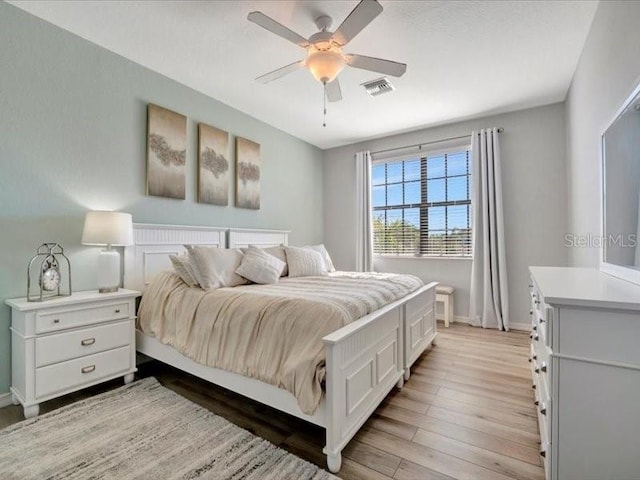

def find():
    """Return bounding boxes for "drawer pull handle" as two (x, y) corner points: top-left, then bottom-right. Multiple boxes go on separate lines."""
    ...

(540, 404), (547, 415)
(534, 335), (540, 342)
(53, 319), (60, 324)
(529, 310), (533, 315)
(540, 318), (545, 323)
(534, 366), (540, 373)
(534, 400), (540, 406)
(81, 365), (96, 374)
(540, 450), (546, 458)
(535, 299), (540, 305)
(528, 357), (532, 363)
(529, 333), (533, 339)
(81, 338), (96, 346)
(115, 308), (121, 313)
(532, 325), (537, 331)
(533, 354), (537, 360)
(540, 363), (547, 373)
(532, 384), (536, 390)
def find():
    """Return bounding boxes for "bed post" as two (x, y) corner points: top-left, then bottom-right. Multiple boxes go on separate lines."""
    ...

(323, 341), (342, 473)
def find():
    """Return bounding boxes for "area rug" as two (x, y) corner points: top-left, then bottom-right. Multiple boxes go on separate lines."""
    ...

(0, 377), (338, 480)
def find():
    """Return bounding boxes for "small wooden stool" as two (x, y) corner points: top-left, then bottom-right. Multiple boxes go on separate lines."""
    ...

(436, 285), (454, 327)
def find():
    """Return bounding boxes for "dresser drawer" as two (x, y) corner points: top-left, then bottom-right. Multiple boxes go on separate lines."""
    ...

(36, 301), (129, 334)
(35, 346), (131, 399)
(35, 320), (131, 367)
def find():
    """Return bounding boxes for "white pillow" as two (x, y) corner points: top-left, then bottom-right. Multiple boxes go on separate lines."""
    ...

(184, 245), (247, 290)
(252, 245), (288, 276)
(305, 244), (336, 272)
(284, 246), (328, 277)
(236, 246), (286, 284)
(169, 254), (199, 287)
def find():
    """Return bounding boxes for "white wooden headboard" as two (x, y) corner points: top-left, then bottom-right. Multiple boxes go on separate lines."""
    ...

(228, 228), (289, 248)
(123, 223), (226, 291)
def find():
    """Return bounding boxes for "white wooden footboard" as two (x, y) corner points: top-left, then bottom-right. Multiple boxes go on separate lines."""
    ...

(403, 282), (438, 380)
(321, 299), (405, 472)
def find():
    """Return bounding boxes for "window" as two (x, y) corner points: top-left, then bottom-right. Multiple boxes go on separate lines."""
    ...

(372, 146), (472, 257)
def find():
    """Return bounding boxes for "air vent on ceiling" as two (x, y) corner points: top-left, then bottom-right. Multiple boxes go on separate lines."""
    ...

(362, 77), (395, 97)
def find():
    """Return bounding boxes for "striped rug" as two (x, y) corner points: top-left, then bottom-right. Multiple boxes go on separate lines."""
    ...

(0, 378), (338, 480)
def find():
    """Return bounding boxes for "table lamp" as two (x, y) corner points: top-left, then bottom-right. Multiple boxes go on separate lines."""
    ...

(81, 211), (133, 293)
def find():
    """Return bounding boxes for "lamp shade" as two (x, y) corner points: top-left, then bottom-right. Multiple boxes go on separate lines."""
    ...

(306, 50), (345, 84)
(81, 211), (133, 246)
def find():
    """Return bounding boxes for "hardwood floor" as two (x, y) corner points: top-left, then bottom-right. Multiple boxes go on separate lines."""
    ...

(0, 322), (542, 480)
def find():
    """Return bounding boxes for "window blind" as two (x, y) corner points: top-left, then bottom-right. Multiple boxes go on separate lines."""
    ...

(372, 147), (472, 257)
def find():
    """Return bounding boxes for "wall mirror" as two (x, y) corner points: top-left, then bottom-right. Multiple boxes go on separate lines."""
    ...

(601, 80), (640, 285)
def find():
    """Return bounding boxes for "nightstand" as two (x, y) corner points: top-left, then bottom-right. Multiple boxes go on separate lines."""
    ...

(6, 289), (140, 418)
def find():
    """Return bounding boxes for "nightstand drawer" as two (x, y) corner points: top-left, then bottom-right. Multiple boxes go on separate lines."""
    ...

(35, 320), (131, 367)
(36, 301), (129, 334)
(35, 346), (131, 399)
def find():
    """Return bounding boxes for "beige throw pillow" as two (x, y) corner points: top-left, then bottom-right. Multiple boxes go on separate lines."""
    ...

(284, 246), (328, 277)
(305, 244), (336, 272)
(236, 246), (286, 284)
(169, 254), (199, 287)
(252, 245), (289, 276)
(185, 245), (247, 290)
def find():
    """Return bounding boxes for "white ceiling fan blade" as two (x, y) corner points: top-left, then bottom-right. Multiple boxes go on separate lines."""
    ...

(332, 0), (383, 47)
(256, 61), (305, 84)
(325, 78), (342, 102)
(247, 11), (309, 48)
(345, 54), (407, 77)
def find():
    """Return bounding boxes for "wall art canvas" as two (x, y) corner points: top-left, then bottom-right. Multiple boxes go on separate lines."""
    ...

(146, 104), (187, 199)
(198, 123), (229, 205)
(235, 136), (261, 210)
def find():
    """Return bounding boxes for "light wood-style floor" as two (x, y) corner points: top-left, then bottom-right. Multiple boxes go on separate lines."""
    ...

(0, 322), (541, 480)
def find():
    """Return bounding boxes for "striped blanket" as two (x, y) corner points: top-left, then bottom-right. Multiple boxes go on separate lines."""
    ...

(138, 271), (422, 414)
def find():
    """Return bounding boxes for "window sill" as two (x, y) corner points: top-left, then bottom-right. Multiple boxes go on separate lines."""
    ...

(375, 255), (472, 261)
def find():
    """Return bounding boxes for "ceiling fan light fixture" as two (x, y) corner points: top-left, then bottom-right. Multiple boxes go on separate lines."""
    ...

(306, 50), (345, 84)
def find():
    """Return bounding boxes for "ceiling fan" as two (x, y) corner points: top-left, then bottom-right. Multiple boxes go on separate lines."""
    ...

(247, 0), (407, 104)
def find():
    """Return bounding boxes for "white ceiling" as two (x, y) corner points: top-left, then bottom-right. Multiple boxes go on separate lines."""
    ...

(9, 0), (598, 150)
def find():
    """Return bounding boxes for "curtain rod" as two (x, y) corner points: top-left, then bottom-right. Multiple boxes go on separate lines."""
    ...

(371, 128), (504, 156)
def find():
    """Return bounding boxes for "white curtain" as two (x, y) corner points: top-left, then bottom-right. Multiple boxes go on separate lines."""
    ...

(469, 128), (509, 330)
(355, 150), (373, 272)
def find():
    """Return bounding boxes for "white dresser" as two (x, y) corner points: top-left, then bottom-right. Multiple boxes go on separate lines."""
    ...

(529, 267), (640, 480)
(7, 289), (139, 418)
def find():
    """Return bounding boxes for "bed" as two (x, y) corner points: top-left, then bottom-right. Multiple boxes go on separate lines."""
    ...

(124, 224), (437, 472)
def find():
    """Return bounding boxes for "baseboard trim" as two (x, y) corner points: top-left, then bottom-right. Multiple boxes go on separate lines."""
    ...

(452, 315), (473, 325)
(509, 322), (530, 332)
(0, 392), (13, 408)
(440, 316), (530, 332)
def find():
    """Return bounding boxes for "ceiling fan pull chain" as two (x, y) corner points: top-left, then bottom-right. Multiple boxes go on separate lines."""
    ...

(323, 82), (327, 127)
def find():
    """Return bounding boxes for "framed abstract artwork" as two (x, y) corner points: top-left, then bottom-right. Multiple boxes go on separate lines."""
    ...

(146, 104), (187, 199)
(198, 123), (230, 205)
(235, 136), (261, 210)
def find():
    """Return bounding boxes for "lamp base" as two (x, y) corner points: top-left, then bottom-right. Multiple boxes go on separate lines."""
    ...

(97, 248), (121, 293)
(98, 286), (119, 293)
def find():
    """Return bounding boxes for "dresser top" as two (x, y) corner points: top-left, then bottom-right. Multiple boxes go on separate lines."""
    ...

(529, 267), (640, 311)
(5, 289), (140, 311)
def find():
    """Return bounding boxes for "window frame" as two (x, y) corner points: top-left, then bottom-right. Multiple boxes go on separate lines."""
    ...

(371, 143), (473, 258)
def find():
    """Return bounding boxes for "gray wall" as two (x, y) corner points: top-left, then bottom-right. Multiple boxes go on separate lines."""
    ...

(566, 0), (640, 267)
(323, 103), (568, 328)
(0, 4), (324, 393)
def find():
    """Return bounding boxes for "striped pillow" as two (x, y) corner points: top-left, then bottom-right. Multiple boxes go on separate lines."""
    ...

(169, 254), (198, 287)
(236, 246), (286, 284)
(284, 246), (328, 277)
